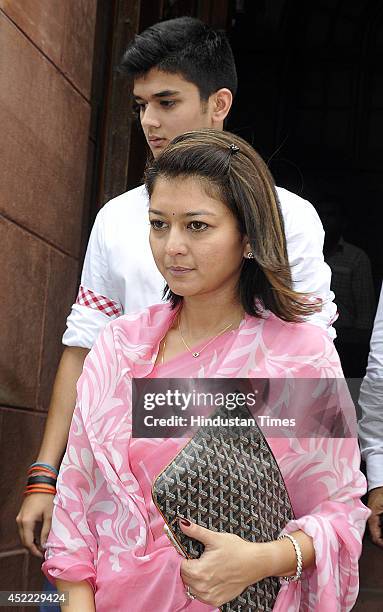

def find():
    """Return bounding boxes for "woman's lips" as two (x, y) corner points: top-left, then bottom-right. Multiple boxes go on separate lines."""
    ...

(167, 267), (194, 276)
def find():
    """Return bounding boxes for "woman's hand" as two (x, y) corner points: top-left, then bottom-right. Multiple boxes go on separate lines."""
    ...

(179, 519), (271, 607)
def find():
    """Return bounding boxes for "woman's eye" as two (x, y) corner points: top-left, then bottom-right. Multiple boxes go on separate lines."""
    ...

(150, 219), (168, 230)
(188, 221), (208, 231)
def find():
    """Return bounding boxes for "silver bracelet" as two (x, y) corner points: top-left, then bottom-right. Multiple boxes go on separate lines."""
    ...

(277, 533), (303, 582)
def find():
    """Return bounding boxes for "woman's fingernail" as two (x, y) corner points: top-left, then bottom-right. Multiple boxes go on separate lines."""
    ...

(179, 518), (191, 527)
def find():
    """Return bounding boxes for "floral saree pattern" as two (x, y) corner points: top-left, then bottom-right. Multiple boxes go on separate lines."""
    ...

(43, 304), (369, 611)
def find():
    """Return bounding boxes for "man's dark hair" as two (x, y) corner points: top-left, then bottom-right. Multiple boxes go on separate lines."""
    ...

(120, 17), (238, 100)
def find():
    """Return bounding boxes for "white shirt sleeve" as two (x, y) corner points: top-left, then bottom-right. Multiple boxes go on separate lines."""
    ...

(276, 187), (337, 338)
(358, 282), (383, 490)
(62, 206), (123, 349)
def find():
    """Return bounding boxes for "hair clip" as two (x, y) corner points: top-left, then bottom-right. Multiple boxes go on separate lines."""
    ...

(229, 143), (240, 154)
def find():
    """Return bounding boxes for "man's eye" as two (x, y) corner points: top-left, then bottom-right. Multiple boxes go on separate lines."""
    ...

(150, 219), (168, 230)
(188, 221), (208, 231)
(160, 100), (176, 108)
(132, 102), (146, 115)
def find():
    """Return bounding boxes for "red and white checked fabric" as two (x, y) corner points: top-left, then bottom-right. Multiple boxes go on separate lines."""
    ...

(76, 286), (122, 318)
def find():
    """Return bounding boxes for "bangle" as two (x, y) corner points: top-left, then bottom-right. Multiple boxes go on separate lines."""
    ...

(24, 485), (56, 496)
(277, 534), (303, 582)
(29, 462), (59, 476)
(27, 475), (57, 487)
(28, 466), (58, 479)
(24, 466), (58, 496)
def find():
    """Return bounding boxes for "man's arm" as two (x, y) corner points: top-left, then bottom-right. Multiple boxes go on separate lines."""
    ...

(16, 346), (89, 557)
(276, 187), (337, 337)
(359, 282), (383, 547)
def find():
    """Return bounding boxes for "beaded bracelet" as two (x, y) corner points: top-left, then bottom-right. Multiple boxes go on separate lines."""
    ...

(277, 533), (303, 582)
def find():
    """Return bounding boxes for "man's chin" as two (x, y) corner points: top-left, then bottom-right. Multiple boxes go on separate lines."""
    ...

(147, 142), (167, 159)
(151, 148), (162, 159)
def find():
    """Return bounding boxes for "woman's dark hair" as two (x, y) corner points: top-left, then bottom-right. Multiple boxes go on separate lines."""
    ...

(120, 17), (237, 101)
(145, 129), (317, 323)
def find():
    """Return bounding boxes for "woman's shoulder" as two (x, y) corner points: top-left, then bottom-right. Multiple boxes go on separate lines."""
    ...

(78, 303), (175, 419)
(114, 302), (173, 329)
(248, 309), (329, 337)
(268, 313), (332, 346)
(245, 312), (342, 374)
(104, 302), (173, 345)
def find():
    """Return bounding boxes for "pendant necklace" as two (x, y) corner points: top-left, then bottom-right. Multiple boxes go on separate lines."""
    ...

(177, 315), (233, 358)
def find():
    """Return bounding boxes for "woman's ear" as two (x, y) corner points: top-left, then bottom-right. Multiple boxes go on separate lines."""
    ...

(211, 88), (232, 125)
(243, 239), (254, 260)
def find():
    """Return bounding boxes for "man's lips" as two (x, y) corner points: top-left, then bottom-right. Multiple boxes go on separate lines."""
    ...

(148, 136), (167, 147)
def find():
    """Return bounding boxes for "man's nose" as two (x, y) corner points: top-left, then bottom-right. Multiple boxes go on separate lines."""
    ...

(141, 104), (160, 129)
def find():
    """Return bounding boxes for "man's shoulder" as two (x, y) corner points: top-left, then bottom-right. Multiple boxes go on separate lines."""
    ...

(99, 184), (148, 220)
(275, 186), (322, 236)
(275, 186), (312, 212)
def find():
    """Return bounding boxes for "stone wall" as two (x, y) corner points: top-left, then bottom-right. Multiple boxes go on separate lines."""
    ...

(0, 0), (98, 596)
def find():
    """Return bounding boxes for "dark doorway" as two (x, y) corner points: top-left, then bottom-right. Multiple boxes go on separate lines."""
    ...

(227, 0), (383, 375)
(102, 0), (382, 376)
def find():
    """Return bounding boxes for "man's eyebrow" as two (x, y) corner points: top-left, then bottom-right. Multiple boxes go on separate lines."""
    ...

(134, 90), (180, 100)
(154, 90), (180, 98)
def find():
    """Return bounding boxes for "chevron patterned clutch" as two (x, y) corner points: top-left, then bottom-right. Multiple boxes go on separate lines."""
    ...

(152, 401), (294, 611)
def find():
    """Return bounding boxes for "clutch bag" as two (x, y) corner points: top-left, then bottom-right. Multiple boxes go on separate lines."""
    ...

(151, 400), (295, 611)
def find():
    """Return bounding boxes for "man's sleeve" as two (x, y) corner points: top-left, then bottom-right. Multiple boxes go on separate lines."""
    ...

(359, 282), (383, 490)
(62, 206), (123, 349)
(277, 188), (337, 338)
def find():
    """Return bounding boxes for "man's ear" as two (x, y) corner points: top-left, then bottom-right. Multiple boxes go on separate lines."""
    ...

(211, 88), (233, 125)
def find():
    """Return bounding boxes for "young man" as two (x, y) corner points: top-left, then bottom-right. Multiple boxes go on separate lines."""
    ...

(17, 16), (336, 557)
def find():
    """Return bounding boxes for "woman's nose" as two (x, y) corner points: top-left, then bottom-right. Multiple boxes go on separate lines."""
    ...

(165, 229), (188, 256)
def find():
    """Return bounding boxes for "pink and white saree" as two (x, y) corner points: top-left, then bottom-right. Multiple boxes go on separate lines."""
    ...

(43, 303), (369, 611)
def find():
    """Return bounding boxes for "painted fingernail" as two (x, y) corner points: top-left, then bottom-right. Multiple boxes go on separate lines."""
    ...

(179, 518), (191, 526)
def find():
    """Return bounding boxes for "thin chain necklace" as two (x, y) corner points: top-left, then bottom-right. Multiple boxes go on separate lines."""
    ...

(177, 315), (233, 358)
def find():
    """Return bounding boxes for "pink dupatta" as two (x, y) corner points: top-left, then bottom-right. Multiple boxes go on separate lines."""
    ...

(43, 303), (368, 611)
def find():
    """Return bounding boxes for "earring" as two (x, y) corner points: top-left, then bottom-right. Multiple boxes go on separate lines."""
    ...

(246, 252), (254, 259)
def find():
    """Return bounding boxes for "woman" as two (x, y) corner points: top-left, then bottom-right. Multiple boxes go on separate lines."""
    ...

(43, 130), (368, 611)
